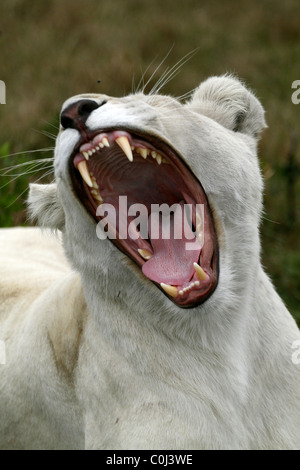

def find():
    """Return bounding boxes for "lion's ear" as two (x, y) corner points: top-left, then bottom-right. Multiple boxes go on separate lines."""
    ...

(27, 183), (65, 230)
(185, 75), (267, 138)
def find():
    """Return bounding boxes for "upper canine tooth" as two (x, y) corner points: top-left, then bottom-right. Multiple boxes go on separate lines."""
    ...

(160, 283), (178, 298)
(193, 262), (207, 281)
(77, 160), (93, 187)
(115, 136), (133, 162)
(82, 151), (89, 161)
(138, 249), (153, 260)
(156, 154), (162, 165)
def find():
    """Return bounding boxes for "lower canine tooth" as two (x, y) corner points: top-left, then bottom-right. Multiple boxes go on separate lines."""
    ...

(116, 136), (133, 162)
(78, 160), (93, 187)
(138, 249), (153, 260)
(160, 283), (178, 298)
(193, 262), (207, 281)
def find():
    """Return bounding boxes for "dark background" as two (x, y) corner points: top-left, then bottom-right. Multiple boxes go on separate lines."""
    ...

(0, 0), (299, 322)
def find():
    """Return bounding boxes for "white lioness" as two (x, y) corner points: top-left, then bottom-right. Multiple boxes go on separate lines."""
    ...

(0, 76), (299, 450)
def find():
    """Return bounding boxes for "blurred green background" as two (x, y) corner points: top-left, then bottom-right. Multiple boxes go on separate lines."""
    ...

(0, 0), (299, 323)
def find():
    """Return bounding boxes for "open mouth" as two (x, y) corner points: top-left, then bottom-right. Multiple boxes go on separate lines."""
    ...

(70, 129), (218, 307)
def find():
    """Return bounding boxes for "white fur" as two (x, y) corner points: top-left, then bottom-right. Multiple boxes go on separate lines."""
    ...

(0, 76), (299, 450)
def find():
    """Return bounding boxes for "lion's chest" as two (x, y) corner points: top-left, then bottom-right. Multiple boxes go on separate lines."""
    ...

(75, 323), (249, 450)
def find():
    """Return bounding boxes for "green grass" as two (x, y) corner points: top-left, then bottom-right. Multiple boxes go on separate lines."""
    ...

(0, 0), (299, 323)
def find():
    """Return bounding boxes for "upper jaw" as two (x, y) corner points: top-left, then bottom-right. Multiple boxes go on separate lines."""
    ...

(67, 126), (219, 308)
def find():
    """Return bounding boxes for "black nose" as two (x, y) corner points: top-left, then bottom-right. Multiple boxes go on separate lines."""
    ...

(60, 99), (101, 130)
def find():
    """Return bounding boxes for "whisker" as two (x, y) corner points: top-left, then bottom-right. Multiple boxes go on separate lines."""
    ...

(0, 163), (53, 182)
(149, 48), (199, 96)
(32, 128), (57, 140)
(131, 73), (136, 94)
(151, 49), (199, 96)
(1, 158), (53, 174)
(141, 46), (174, 94)
(0, 147), (54, 160)
(41, 119), (59, 131)
(1, 163), (53, 178)
(5, 168), (55, 208)
(136, 56), (159, 94)
(176, 88), (197, 102)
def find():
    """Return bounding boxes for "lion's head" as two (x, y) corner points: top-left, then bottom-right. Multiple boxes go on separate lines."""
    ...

(28, 75), (266, 315)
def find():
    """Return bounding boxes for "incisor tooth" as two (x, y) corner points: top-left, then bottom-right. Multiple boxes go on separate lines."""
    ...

(138, 249), (153, 260)
(193, 262), (207, 281)
(116, 136), (133, 162)
(160, 283), (178, 298)
(78, 160), (93, 187)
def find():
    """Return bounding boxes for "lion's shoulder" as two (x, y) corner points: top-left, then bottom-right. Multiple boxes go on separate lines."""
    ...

(0, 227), (70, 301)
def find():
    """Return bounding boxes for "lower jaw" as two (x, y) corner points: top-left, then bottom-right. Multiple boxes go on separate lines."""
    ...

(88, 199), (218, 308)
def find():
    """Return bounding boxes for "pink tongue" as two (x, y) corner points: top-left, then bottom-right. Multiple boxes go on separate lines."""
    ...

(142, 203), (201, 285)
